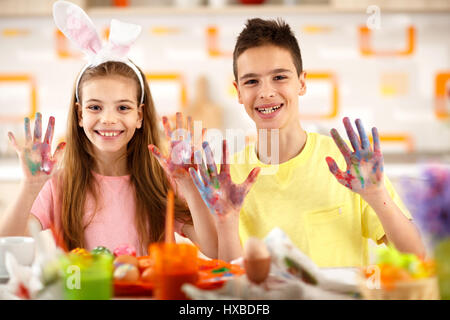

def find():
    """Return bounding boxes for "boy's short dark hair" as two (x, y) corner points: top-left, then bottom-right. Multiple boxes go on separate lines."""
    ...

(233, 18), (303, 82)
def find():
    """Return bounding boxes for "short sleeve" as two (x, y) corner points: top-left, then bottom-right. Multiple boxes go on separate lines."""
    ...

(361, 175), (413, 244)
(30, 179), (55, 230)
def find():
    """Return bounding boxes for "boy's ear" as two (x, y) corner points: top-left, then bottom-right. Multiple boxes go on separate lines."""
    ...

(299, 71), (307, 96)
(137, 104), (144, 129)
(233, 81), (243, 104)
(76, 102), (83, 127)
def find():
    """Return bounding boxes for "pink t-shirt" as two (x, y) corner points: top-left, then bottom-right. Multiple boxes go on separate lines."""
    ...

(31, 171), (184, 256)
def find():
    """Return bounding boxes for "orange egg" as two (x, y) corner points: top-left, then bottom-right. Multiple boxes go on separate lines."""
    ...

(138, 257), (153, 271)
(114, 264), (140, 282)
(114, 254), (139, 267)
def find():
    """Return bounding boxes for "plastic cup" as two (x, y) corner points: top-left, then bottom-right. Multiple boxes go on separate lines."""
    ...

(61, 253), (113, 300)
(149, 243), (198, 300)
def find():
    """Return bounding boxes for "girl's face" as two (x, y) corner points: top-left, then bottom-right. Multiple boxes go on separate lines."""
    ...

(77, 75), (143, 158)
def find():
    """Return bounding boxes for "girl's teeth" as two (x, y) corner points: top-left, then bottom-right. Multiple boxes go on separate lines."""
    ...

(99, 131), (119, 137)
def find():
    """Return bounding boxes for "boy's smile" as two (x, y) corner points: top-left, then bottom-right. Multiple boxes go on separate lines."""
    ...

(234, 45), (306, 130)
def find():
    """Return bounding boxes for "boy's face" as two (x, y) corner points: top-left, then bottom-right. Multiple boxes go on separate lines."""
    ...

(234, 45), (306, 130)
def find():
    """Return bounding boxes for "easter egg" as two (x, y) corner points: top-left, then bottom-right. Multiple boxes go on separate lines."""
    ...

(243, 237), (271, 284)
(138, 257), (152, 271)
(114, 264), (140, 282)
(70, 247), (91, 258)
(91, 246), (112, 256)
(114, 254), (139, 268)
(113, 244), (137, 257)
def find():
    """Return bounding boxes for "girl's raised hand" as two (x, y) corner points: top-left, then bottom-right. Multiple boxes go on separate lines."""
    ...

(326, 117), (384, 196)
(189, 140), (260, 219)
(148, 112), (203, 188)
(8, 113), (66, 183)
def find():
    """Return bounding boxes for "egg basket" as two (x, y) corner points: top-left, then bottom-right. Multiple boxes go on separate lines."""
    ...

(358, 276), (440, 300)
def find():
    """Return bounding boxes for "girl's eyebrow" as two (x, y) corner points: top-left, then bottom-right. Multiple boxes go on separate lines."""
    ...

(85, 99), (136, 104)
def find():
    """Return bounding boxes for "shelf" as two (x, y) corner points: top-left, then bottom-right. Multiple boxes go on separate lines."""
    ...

(1, 3), (450, 18)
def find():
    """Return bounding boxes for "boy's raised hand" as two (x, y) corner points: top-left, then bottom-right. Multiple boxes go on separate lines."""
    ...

(8, 112), (66, 182)
(189, 140), (261, 218)
(326, 117), (384, 196)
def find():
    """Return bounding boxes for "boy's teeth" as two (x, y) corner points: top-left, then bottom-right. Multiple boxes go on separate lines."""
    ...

(258, 105), (281, 114)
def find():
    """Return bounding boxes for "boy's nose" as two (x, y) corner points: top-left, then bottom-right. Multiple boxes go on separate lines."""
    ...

(259, 82), (276, 99)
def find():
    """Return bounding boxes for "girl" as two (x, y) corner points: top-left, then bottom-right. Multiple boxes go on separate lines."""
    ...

(0, 1), (217, 257)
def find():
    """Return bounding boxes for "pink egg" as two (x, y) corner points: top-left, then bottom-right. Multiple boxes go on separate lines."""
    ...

(113, 244), (137, 257)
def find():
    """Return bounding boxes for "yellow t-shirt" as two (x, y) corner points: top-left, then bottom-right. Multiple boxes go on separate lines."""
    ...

(230, 131), (412, 267)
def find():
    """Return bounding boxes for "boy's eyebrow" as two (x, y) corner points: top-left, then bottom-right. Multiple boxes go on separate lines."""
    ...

(239, 68), (293, 82)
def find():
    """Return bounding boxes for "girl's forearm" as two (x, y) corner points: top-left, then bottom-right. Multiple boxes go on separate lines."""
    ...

(363, 187), (426, 258)
(0, 182), (42, 236)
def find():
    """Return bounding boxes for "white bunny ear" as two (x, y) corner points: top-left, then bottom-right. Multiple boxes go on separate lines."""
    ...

(107, 19), (142, 58)
(53, 0), (102, 57)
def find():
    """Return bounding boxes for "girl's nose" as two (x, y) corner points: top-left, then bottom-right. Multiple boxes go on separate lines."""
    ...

(101, 110), (118, 124)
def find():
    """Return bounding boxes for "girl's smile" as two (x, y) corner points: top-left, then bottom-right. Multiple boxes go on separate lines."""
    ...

(77, 75), (143, 159)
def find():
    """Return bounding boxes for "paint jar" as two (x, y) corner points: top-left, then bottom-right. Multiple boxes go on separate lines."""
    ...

(149, 243), (198, 300)
(61, 252), (113, 300)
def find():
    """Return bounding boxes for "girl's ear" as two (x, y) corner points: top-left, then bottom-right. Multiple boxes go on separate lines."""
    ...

(298, 71), (307, 96)
(76, 102), (83, 127)
(137, 104), (144, 129)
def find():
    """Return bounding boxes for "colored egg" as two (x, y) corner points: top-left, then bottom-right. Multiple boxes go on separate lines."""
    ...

(113, 244), (137, 257)
(138, 257), (153, 271)
(114, 254), (139, 268)
(243, 238), (271, 284)
(114, 264), (140, 282)
(70, 248), (91, 258)
(91, 246), (112, 256)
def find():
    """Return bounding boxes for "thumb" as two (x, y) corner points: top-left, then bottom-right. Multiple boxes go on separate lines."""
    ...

(242, 167), (261, 194)
(325, 156), (343, 178)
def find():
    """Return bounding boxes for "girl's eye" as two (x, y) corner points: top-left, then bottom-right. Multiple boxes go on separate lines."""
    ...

(88, 105), (101, 111)
(119, 105), (131, 111)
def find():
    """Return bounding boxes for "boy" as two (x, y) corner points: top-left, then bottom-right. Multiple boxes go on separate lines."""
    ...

(217, 18), (425, 267)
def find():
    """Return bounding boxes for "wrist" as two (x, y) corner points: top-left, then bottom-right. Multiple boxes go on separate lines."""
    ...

(360, 185), (390, 206)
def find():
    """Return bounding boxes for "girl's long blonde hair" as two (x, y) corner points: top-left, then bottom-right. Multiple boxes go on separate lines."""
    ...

(59, 61), (191, 253)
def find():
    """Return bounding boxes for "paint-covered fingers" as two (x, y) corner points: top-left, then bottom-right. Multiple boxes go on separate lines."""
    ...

(148, 144), (169, 171)
(355, 119), (371, 151)
(330, 128), (351, 163)
(24, 117), (32, 143)
(372, 127), (381, 155)
(7, 132), (19, 152)
(162, 116), (172, 141)
(33, 112), (42, 143)
(220, 140), (230, 175)
(189, 167), (206, 191)
(43, 116), (55, 145)
(52, 142), (67, 164)
(326, 156), (345, 178)
(203, 141), (219, 187)
(343, 117), (361, 151)
(242, 167), (261, 194)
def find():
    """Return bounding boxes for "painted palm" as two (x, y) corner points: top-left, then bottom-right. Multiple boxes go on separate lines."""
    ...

(189, 140), (260, 216)
(8, 112), (65, 177)
(326, 117), (384, 194)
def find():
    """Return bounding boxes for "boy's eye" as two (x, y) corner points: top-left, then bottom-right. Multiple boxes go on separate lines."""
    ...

(274, 75), (287, 81)
(244, 79), (258, 85)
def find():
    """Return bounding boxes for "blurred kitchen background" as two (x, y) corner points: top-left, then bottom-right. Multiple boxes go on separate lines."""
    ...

(0, 0), (449, 216)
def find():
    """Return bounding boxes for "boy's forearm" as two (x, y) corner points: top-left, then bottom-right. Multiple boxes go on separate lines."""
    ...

(362, 187), (426, 258)
(216, 214), (243, 262)
(0, 182), (41, 237)
(178, 178), (218, 259)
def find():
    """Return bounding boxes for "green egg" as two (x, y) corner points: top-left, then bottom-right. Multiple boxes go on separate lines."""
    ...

(91, 246), (113, 257)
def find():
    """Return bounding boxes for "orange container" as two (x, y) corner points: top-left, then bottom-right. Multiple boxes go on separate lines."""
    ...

(149, 243), (198, 300)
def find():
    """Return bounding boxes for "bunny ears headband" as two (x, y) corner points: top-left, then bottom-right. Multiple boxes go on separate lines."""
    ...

(53, 1), (145, 104)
